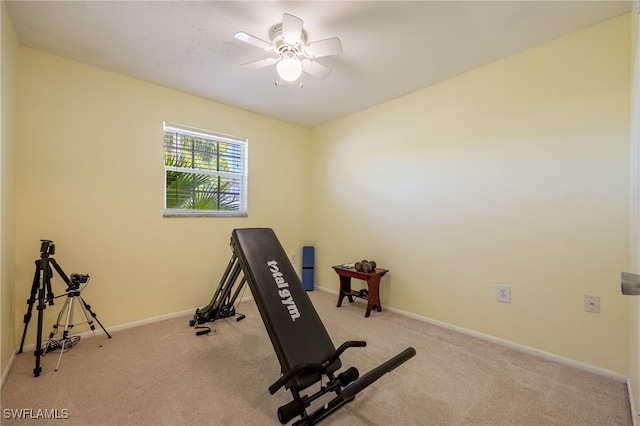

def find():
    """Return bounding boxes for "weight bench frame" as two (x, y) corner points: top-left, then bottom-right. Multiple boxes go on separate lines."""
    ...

(189, 254), (247, 329)
(194, 228), (416, 425)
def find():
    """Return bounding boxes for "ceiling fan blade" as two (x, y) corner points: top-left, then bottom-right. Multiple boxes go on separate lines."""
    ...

(282, 13), (303, 45)
(240, 57), (278, 70)
(234, 32), (273, 51)
(304, 37), (342, 58)
(302, 59), (332, 79)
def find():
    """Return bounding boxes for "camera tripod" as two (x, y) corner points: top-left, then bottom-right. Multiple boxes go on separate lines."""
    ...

(44, 273), (111, 372)
(18, 240), (110, 376)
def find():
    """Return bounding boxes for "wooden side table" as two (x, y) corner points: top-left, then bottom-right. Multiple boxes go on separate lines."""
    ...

(332, 266), (389, 317)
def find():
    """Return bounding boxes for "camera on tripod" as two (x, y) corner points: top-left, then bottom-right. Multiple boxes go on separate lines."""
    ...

(70, 273), (89, 284)
(68, 273), (90, 290)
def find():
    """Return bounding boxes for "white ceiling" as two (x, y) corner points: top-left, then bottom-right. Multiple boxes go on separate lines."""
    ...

(6, 1), (633, 128)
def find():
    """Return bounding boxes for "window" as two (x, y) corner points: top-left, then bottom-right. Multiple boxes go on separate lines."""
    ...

(163, 122), (247, 217)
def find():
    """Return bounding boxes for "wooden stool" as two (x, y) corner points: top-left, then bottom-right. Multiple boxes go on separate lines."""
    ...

(332, 266), (389, 317)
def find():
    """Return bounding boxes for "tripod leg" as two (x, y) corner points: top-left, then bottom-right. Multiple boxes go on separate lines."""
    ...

(48, 257), (70, 284)
(54, 296), (76, 372)
(79, 297), (111, 339)
(18, 265), (42, 354)
(34, 296), (45, 377)
(45, 264), (55, 306)
(34, 258), (51, 377)
(44, 297), (70, 354)
(78, 302), (102, 348)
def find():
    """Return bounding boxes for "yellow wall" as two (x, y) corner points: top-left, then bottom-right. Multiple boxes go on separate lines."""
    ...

(1, 1), (18, 380)
(13, 48), (312, 347)
(629, 5), (640, 416)
(311, 15), (631, 374)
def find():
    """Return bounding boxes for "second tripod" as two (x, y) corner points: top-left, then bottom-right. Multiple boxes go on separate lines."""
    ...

(45, 273), (111, 371)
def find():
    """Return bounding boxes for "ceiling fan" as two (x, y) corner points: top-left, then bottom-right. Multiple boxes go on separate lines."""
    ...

(234, 13), (343, 85)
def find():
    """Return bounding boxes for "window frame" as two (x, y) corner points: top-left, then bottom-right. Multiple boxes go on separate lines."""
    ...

(163, 122), (248, 217)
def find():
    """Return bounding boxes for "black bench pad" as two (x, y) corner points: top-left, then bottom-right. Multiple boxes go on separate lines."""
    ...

(231, 228), (341, 391)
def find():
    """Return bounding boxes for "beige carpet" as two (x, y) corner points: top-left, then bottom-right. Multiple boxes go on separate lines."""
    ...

(1, 290), (632, 425)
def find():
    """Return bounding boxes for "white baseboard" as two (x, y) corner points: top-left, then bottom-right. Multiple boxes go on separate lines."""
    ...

(107, 307), (197, 334)
(628, 377), (639, 426)
(314, 285), (628, 383)
(1, 349), (17, 390)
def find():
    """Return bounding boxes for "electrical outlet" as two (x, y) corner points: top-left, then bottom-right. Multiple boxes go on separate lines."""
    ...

(289, 253), (296, 263)
(496, 285), (511, 303)
(584, 295), (600, 313)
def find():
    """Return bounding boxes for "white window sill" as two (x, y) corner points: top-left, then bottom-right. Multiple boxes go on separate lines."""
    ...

(163, 210), (248, 218)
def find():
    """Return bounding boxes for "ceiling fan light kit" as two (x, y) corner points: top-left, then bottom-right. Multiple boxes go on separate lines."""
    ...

(234, 13), (342, 85)
(276, 57), (303, 82)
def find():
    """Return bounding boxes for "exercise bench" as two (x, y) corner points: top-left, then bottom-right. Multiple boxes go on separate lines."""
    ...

(193, 228), (416, 425)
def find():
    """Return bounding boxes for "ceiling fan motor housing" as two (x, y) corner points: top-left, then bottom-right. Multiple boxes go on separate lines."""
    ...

(271, 25), (307, 58)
